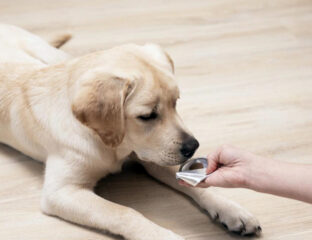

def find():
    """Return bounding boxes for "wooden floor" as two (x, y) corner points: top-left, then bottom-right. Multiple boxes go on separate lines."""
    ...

(1, 0), (312, 239)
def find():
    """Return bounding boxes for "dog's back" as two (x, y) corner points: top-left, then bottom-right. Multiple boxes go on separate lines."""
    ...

(0, 24), (71, 160)
(0, 24), (70, 65)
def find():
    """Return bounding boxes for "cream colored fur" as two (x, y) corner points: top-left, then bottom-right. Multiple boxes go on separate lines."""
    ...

(0, 24), (261, 240)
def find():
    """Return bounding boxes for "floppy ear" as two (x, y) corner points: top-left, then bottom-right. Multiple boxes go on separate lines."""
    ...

(72, 73), (134, 148)
(143, 43), (175, 74)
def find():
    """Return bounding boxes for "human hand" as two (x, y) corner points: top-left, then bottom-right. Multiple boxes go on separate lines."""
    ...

(179, 145), (265, 189)
(178, 145), (312, 203)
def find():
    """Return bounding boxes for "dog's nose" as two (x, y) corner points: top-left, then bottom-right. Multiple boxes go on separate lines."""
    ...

(180, 136), (199, 158)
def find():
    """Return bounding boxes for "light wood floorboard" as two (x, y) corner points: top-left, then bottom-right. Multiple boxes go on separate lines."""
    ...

(0, 0), (312, 239)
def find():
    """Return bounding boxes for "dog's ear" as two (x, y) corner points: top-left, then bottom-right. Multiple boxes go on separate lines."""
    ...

(143, 43), (174, 74)
(72, 73), (134, 148)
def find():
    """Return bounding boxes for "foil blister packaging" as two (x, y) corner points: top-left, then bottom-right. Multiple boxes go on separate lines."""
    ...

(176, 158), (209, 186)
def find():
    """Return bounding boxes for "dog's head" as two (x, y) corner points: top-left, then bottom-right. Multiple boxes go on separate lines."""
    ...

(72, 44), (199, 166)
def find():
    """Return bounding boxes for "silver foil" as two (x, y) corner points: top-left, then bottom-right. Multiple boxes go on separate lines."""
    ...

(176, 157), (209, 186)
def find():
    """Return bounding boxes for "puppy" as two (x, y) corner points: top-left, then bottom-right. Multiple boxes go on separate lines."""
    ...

(0, 24), (261, 240)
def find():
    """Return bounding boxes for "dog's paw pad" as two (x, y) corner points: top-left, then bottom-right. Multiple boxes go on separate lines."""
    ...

(208, 205), (261, 236)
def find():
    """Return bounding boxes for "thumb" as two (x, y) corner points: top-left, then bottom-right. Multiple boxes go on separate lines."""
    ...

(206, 151), (221, 174)
(206, 158), (217, 174)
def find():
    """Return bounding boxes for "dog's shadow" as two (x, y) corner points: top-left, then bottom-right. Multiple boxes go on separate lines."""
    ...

(96, 161), (256, 239)
(0, 143), (253, 239)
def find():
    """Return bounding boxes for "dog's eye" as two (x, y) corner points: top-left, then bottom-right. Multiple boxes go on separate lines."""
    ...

(137, 111), (158, 121)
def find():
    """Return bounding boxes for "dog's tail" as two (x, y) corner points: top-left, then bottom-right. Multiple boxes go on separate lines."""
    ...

(49, 33), (72, 48)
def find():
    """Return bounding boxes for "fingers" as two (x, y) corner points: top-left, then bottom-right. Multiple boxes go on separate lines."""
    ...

(179, 145), (240, 189)
(179, 172), (225, 188)
(178, 180), (193, 187)
(203, 171), (225, 187)
(196, 181), (210, 188)
(179, 172), (226, 188)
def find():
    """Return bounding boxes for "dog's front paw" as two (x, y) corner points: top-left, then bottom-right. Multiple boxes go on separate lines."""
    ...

(200, 194), (261, 236)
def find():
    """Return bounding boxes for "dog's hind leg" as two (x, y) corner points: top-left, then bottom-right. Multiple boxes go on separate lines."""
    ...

(141, 162), (262, 236)
(41, 156), (184, 240)
(49, 33), (72, 49)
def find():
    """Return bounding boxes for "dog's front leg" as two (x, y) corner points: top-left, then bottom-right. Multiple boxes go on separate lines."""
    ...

(142, 162), (262, 235)
(41, 156), (184, 240)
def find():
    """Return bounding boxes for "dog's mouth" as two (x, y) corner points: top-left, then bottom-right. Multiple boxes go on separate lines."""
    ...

(159, 154), (196, 167)
(130, 142), (199, 167)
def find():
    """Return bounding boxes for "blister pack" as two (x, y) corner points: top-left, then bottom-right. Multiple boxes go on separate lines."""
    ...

(176, 157), (209, 186)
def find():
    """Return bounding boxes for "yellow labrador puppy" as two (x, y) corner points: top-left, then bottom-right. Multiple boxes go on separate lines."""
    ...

(0, 24), (261, 239)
